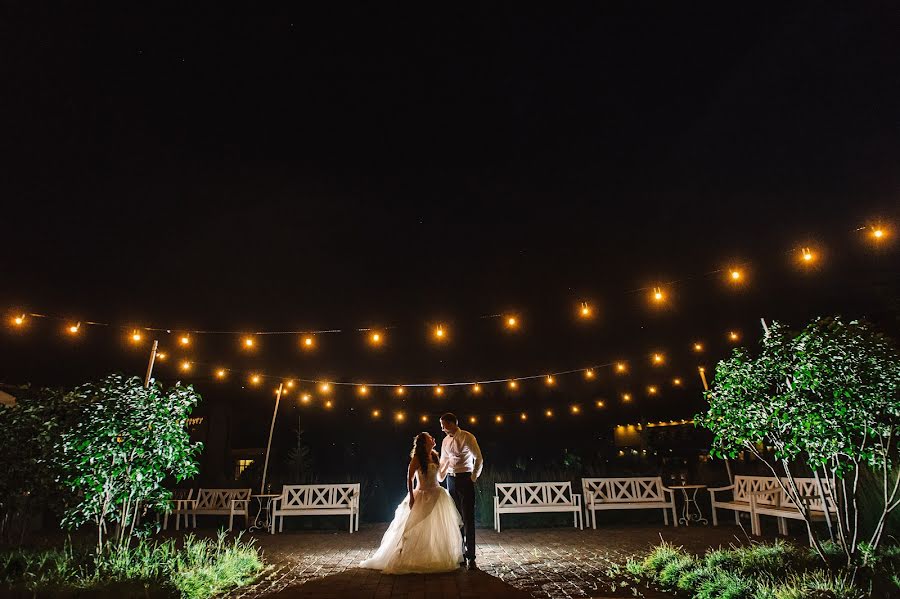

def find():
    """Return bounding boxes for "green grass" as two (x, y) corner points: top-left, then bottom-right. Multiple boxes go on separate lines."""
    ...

(0, 531), (263, 599)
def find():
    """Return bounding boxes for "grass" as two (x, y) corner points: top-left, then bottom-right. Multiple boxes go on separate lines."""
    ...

(0, 531), (263, 598)
(624, 540), (898, 599)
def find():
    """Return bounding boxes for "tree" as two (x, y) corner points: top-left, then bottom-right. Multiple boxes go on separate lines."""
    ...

(57, 374), (203, 551)
(696, 317), (900, 570)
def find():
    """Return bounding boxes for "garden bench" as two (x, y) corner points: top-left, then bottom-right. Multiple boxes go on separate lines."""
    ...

(184, 488), (252, 531)
(270, 483), (360, 533)
(162, 488), (194, 531)
(581, 477), (677, 529)
(750, 477), (837, 539)
(493, 482), (583, 532)
(708, 475), (779, 527)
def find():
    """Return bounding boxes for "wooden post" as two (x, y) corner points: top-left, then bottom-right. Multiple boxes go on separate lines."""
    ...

(261, 383), (284, 495)
(699, 364), (733, 484)
(144, 340), (158, 388)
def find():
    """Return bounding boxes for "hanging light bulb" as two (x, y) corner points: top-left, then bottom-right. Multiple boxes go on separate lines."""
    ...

(584, 369), (595, 380)
(729, 268), (743, 283)
(300, 393), (311, 404)
(520, 412), (528, 421)
(545, 375), (555, 386)
(508, 380), (518, 390)
(570, 405), (581, 414)
(434, 385), (444, 396)
(67, 322), (81, 335)
(433, 324), (446, 341)
(156, 352), (167, 361)
(180, 360), (192, 372)
(647, 385), (658, 395)
(652, 287), (665, 302)
(301, 335), (315, 349)
(596, 400), (605, 408)
(622, 392), (632, 402)
(729, 330), (740, 342)
(800, 247), (816, 264)
(369, 331), (383, 346)
(319, 382), (332, 394)
(693, 342), (704, 352)
(396, 386), (405, 396)
(652, 353), (665, 365)
(505, 315), (519, 330)
(371, 409), (381, 418)
(545, 409), (554, 418)
(420, 414), (428, 423)
(395, 411), (405, 422)
(579, 301), (592, 319)
(285, 379), (295, 389)
(471, 383), (481, 394)
(358, 385), (369, 397)
(179, 334), (190, 346)
(870, 226), (887, 241)
(615, 362), (627, 373)
(324, 400), (333, 409)
(495, 414), (503, 423)
(672, 378), (682, 386)
(469, 415), (477, 424)
(242, 336), (255, 349)
(250, 374), (261, 385)
(215, 368), (227, 379)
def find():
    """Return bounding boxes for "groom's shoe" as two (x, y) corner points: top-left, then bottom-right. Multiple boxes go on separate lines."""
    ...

(466, 559), (478, 571)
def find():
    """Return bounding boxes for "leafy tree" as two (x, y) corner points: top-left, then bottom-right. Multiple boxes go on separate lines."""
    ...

(57, 374), (203, 551)
(696, 317), (900, 570)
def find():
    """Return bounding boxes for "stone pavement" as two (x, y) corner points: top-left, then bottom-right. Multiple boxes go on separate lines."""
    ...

(225, 523), (749, 599)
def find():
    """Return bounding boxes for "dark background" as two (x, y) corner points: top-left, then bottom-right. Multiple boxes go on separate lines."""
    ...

(1, 2), (898, 511)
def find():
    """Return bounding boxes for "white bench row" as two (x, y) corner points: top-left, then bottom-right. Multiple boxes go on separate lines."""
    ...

(163, 484), (360, 534)
(709, 475), (837, 538)
(494, 478), (678, 531)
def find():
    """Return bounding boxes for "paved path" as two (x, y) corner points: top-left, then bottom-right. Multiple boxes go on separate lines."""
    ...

(226, 523), (749, 599)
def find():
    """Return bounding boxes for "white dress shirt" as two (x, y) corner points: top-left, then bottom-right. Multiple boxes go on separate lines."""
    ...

(440, 428), (484, 479)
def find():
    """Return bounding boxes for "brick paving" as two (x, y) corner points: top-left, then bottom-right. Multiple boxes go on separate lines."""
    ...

(225, 523), (750, 599)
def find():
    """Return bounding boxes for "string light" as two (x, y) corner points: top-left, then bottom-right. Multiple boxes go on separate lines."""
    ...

(302, 336), (315, 350)
(508, 380), (518, 390)
(242, 336), (255, 349)
(285, 379), (295, 389)
(584, 369), (595, 380)
(468, 415), (477, 424)
(545, 409), (553, 418)
(615, 362), (627, 374)
(647, 385), (658, 395)
(504, 315), (519, 330)
(250, 374), (261, 385)
(396, 386), (405, 396)
(180, 360), (192, 372)
(130, 329), (142, 343)
(545, 375), (555, 386)
(672, 378), (682, 386)
(179, 334), (190, 346)
(156, 352), (167, 361)
(300, 393), (311, 404)
(369, 331), (383, 346)
(215, 368), (227, 379)
(800, 247), (816, 264)
(596, 400), (605, 408)
(472, 383), (481, 394)
(728, 268), (743, 283)
(570, 405), (581, 414)
(652, 353), (664, 365)
(420, 414), (428, 423)
(652, 287), (665, 303)
(434, 385), (444, 396)
(433, 324), (446, 341)
(67, 322), (81, 335)
(693, 342), (704, 352)
(324, 400), (333, 409)
(394, 411), (405, 422)
(319, 382), (332, 394)
(11, 314), (26, 327)
(495, 414), (503, 423)
(520, 412), (528, 421)
(371, 409), (381, 419)
(728, 330), (740, 342)
(579, 302), (592, 319)
(622, 393), (632, 402)
(358, 385), (369, 397)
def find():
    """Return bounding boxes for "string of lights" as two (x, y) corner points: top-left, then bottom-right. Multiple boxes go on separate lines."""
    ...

(5, 221), (891, 347)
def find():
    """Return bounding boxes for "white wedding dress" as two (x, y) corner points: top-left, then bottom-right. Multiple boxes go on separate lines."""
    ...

(360, 461), (463, 574)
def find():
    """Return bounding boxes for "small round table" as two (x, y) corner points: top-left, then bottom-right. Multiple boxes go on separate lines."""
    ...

(249, 494), (281, 533)
(675, 485), (708, 526)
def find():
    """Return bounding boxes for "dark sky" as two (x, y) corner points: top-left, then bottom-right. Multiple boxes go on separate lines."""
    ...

(1, 2), (898, 466)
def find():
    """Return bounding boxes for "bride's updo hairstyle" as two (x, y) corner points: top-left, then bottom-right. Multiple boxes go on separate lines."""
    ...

(410, 432), (439, 476)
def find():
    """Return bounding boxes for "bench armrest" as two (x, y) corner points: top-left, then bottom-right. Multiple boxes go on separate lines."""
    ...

(230, 498), (250, 511)
(660, 486), (677, 495)
(708, 484), (735, 493)
(172, 499), (197, 511)
(573, 493), (582, 507)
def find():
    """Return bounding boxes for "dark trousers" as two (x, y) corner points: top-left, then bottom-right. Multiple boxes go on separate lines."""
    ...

(446, 473), (476, 560)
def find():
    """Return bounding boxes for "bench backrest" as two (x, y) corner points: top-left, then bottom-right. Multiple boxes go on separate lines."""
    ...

(582, 477), (665, 503)
(195, 488), (251, 510)
(172, 488), (194, 501)
(733, 475), (780, 506)
(495, 482), (575, 507)
(778, 478), (837, 513)
(279, 484), (360, 510)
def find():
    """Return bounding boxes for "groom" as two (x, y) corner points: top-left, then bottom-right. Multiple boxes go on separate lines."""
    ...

(439, 412), (483, 571)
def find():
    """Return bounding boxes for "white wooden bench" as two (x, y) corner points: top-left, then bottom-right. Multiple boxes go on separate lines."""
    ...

(708, 475), (779, 527)
(184, 488), (252, 531)
(750, 477), (837, 539)
(162, 488), (194, 531)
(581, 477), (677, 529)
(270, 483), (360, 534)
(493, 482), (583, 532)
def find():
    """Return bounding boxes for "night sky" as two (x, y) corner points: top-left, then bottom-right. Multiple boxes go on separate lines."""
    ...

(1, 3), (898, 491)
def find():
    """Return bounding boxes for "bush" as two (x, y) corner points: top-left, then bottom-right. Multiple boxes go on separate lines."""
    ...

(0, 532), (262, 599)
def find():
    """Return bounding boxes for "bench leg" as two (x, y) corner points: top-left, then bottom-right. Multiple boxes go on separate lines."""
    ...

(591, 508), (597, 530)
(671, 504), (678, 528)
(349, 514), (353, 534)
(711, 506), (718, 526)
(735, 511), (740, 525)
(778, 517), (787, 536)
(663, 508), (668, 526)
(163, 512), (169, 531)
(279, 516), (284, 533)
(228, 511), (234, 532)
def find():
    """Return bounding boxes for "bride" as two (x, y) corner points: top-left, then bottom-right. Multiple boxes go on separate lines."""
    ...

(360, 432), (463, 574)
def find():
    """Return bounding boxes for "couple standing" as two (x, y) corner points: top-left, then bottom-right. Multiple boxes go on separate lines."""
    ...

(360, 412), (483, 574)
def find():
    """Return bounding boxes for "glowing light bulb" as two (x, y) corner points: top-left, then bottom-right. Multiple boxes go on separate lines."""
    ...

(596, 400), (605, 408)
(579, 302), (592, 318)
(545, 375), (555, 386)
(434, 385), (444, 396)
(584, 369), (595, 380)
(800, 247), (815, 263)
(179, 335), (190, 346)
(469, 416), (477, 424)
(693, 342), (704, 352)
(729, 269), (742, 282)
(396, 386), (405, 396)
(250, 374), (261, 385)
(67, 322), (81, 335)
(420, 414), (428, 423)
(395, 412), (405, 422)
(622, 393), (632, 402)
(652, 353), (664, 365)
(872, 227), (886, 241)
(673, 378), (682, 386)
(652, 287), (664, 302)
(372, 409), (381, 418)
(434, 325), (446, 340)
(156, 352), (167, 361)
(324, 400), (333, 409)
(545, 409), (553, 418)
(370, 331), (382, 345)
(616, 362), (627, 373)
(180, 360), (191, 372)
(647, 385), (658, 395)
(571, 405), (581, 414)
(508, 380), (518, 390)
(243, 336), (255, 348)
(131, 330), (142, 342)
(358, 385), (368, 396)
(285, 379), (295, 388)
(302, 336), (314, 349)
(12, 314), (26, 327)
(505, 315), (518, 329)
(300, 393), (311, 404)
(520, 412), (528, 421)
(215, 368), (227, 379)
(729, 331), (740, 342)
(495, 414), (503, 423)
(472, 383), (481, 394)
(319, 382), (331, 393)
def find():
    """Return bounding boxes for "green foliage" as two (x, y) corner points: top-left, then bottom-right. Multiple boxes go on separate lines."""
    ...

(0, 532), (262, 599)
(57, 374), (203, 549)
(755, 571), (867, 599)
